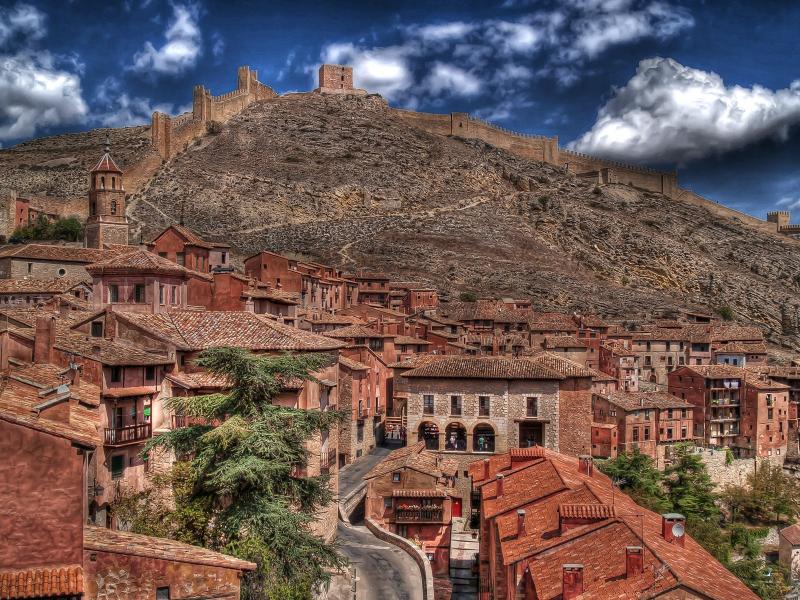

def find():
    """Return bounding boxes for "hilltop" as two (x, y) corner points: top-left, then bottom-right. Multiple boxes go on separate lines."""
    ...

(3, 92), (800, 345)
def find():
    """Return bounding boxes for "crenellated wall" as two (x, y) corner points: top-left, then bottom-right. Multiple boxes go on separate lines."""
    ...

(151, 66), (277, 159)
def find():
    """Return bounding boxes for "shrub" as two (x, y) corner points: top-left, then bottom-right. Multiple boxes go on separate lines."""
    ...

(717, 305), (735, 321)
(459, 291), (477, 302)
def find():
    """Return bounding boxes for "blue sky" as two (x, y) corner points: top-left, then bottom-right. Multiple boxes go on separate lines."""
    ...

(1, 0), (799, 218)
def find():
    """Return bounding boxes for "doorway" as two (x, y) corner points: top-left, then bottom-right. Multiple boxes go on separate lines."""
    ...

(452, 497), (462, 518)
(519, 422), (544, 447)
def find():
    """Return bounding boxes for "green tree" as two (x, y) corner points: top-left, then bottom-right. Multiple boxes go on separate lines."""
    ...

(459, 291), (477, 302)
(52, 216), (84, 241)
(11, 215), (83, 242)
(597, 449), (670, 513)
(663, 443), (720, 521)
(722, 461), (800, 524)
(726, 525), (792, 599)
(138, 347), (345, 599)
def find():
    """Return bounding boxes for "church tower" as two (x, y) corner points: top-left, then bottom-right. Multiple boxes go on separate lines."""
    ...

(85, 137), (129, 249)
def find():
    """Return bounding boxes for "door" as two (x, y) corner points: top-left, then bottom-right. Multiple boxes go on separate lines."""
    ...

(452, 497), (462, 518)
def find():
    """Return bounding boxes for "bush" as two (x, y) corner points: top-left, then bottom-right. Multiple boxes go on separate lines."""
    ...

(717, 305), (735, 321)
(459, 291), (477, 302)
(11, 215), (84, 243)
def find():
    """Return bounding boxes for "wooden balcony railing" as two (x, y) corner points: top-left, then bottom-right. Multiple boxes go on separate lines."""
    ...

(395, 507), (444, 523)
(104, 423), (151, 446)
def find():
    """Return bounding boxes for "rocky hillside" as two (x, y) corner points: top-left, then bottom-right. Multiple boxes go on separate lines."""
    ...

(3, 93), (800, 345)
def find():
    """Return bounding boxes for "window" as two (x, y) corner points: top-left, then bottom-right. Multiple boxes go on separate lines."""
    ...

(159, 285), (164, 305)
(450, 395), (462, 416)
(768, 408), (774, 420)
(526, 397), (538, 417)
(479, 396), (490, 417)
(109, 284), (119, 303)
(91, 321), (103, 338)
(667, 409), (673, 419)
(158, 252), (167, 258)
(110, 366), (122, 383)
(221, 252), (227, 264)
(176, 252), (185, 266)
(423, 395), (434, 415)
(369, 338), (383, 351)
(179, 354), (186, 367)
(57, 268), (66, 277)
(681, 426), (687, 439)
(27, 263), (32, 274)
(632, 428), (639, 442)
(384, 497), (393, 509)
(134, 284), (146, 304)
(392, 472), (401, 483)
(110, 200), (117, 214)
(644, 410), (651, 421)
(110, 454), (125, 479)
(681, 408), (687, 418)
(667, 428), (673, 439)
(156, 587), (170, 600)
(170, 285), (177, 305)
(644, 427), (650, 441)
(145, 366), (155, 381)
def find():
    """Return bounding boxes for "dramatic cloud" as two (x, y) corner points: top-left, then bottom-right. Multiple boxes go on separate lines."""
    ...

(131, 3), (202, 76)
(570, 57), (800, 163)
(0, 4), (88, 142)
(316, 0), (693, 114)
(93, 76), (176, 127)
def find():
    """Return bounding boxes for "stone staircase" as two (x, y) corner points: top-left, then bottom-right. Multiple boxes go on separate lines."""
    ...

(449, 518), (479, 600)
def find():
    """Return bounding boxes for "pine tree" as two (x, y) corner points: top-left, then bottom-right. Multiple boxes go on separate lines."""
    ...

(663, 442), (719, 521)
(141, 347), (346, 599)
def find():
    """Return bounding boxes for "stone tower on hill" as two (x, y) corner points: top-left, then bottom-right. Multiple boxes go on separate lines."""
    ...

(85, 139), (129, 249)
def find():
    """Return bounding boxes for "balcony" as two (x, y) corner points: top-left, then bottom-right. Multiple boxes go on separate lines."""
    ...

(320, 447), (337, 474)
(104, 423), (151, 446)
(395, 506), (444, 523)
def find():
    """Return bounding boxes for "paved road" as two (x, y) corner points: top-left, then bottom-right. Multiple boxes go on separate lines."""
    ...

(338, 446), (393, 496)
(334, 520), (423, 600)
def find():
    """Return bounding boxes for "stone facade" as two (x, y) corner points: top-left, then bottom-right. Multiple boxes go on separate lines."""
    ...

(318, 64), (354, 93)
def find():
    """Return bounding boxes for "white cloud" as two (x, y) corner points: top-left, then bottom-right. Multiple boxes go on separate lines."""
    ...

(131, 3), (202, 76)
(0, 51), (88, 141)
(211, 31), (224, 58)
(413, 22), (474, 43)
(0, 3), (46, 47)
(570, 57), (800, 163)
(93, 76), (174, 127)
(422, 62), (481, 97)
(322, 42), (414, 99)
(486, 20), (544, 54)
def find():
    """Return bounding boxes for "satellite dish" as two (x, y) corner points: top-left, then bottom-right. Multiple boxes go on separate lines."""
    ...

(671, 522), (685, 538)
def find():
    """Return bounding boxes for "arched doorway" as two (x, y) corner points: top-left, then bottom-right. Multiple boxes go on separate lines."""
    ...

(473, 424), (495, 453)
(444, 422), (467, 451)
(418, 422), (440, 450)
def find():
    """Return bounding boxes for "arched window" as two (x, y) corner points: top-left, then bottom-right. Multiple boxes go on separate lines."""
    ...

(110, 200), (117, 214)
(418, 422), (439, 450)
(473, 424), (496, 453)
(444, 422), (467, 452)
(100, 176), (105, 189)
(111, 176), (116, 189)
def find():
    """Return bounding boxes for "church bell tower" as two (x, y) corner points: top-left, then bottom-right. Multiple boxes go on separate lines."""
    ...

(85, 137), (129, 249)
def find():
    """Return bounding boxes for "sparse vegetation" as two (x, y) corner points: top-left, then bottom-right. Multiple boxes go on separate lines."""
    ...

(11, 215), (84, 243)
(459, 291), (478, 302)
(718, 305), (735, 321)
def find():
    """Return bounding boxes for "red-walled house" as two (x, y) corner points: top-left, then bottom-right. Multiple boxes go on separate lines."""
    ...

(591, 391), (694, 465)
(347, 270), (391, 306)
(471, 448), (758, 600)
(740, 371), (790, 459)
(388, 282), (439, 313)
(363, 442), (459, 576)
(147, 224), (231, 273)
(599, 340), (639, 392)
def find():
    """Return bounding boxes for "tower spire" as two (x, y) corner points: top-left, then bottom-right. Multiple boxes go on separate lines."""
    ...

(104, 135), (111, 155)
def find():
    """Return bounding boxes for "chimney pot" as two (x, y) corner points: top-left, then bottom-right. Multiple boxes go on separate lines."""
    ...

(496, 473), (504, 497)
(483, 458), (490, 480)
(516, 509), (526, 538)
(562, 564), (584, 600)
(626, 546), (644, 578)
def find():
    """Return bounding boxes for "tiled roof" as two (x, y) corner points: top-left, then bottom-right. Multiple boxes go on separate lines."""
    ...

(527, 351), (596, 378)
(603, 391), (693, 411)
(242, 288), (299, 304)
(483, 459), (567, 519)
(394, 335), (431, 345)
(323, 324), (394, 339)
(10, 362), (100, 407)
(744, 372), (790, 390)
(0, 375), (100, 448)
(0, 278), (90, 294)
(392, 488), (454, 498)
(401, 356), (567, 380)
(678, 364), (745, 379)
(543, 335), (585, 349)
(388, 354), (445, 369)
(439, 300), (531, 323)
(83, 525), (255, 570)
(86, 248), (191, 277)
(715, 341), (767, 354)
(339, 355), (370, 371)
(746, 365), (800, 380)
(527, 312), (579, 331)
(169, 224), (214, 249)
(115, 310), (345, 351)
(780, 523), (800, 546)
(0, 244), (108, 263)
(55, 329), (173, 366)
(0, 565), (83, 599)
(601, 340), (634, 356)
(91, 152), (122, 173)
(558, 503), (616, 519)
(363, 442), (457, 480)
(306, 313), (365, 325)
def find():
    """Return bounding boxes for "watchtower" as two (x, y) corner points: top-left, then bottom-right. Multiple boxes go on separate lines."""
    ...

(318, 64), (354, 93)
(85, 138), (129, 249)
(767, 210), (790, 232)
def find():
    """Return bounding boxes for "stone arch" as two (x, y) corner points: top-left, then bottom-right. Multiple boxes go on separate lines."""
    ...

(444, 422), (467, 452)
(472, 422), (496, 453)
(418, 421), (440, 450)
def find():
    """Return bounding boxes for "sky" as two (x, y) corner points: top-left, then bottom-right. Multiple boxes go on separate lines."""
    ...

(1, 0), (799, 218)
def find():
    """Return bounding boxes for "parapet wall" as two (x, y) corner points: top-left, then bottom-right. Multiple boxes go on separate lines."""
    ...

(151, 66), (277, 160)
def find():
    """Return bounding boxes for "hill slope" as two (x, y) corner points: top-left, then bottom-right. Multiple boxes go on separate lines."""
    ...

(3, 93), (800, 345)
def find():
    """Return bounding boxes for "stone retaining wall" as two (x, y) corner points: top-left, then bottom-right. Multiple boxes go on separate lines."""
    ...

(365, 517), (434, 600)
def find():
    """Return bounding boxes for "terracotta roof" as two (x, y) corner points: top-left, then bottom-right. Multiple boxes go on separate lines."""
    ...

(543, 335), (586, 349)
(394, 335), (431, 345)
(558, 503), (616, 519)
(168, 224), (214, 249)
(0, 566), (83, 599)
(528, 312), (579, 331)
(676, 364), (746, 379)
(439, 300), (531, 323)
(10, 362), (100, 407)
(780, 523), (800, 546)
(324, 324), (394, 339)
(0, 244), (109, 263)
(601, 340), (634, 356)
(603, 391), (693, 412)
(83, 525), (255, 570)
(91, 152), (122, 173)
(242, 287), (299, 304)
(339, 355), (370, 371)
(392, 488), (454, 498)
(746, 365), (800, 380)
(363, 442), (457, 480)
(401, 356), (570, 380)
(714, 341), (767, 354)
(0, 278), (90, 295)
(86, 248), (192, 277)
(744, 372), (790, 390)
(483, 459), (567, 519)
(388, 354), (445, 369)
(115, 310), (345, 351)
(55, 329), (173, 366)
(0, 375), (100, 448)
(306, 313), (365, 325)
(527, 351), (596, 378)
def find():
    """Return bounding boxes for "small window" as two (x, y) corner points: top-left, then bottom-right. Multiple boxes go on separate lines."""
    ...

(170, 285), (177, 305)
(392, 472), (401, 483)
(159, 285), (164, 305)
(667, 428), (673, 439)
(111, 176), (116, 190)
(176, 252), (185, 266)
(450, 395), (462, 416)
(384, 497), (393, 509)
(479, 396), (490, 417)
(57, 268), (66, 277)
(145, 366), (156, 381)
(90, 321), (103, 338)
(156, 587), (170, 600)
(423, 394), (434, 415)
(110, 366), (122, 383)
(526, 397), (538, 418)
(158, 252), (167, 258)
(633, 428), (639, 442)
(109, 284), (119, 303)
(134, 284), (146, 304)
(27, 263), (33, 274)
(110, 200), (117, 214)
(110, 454), (125, 479)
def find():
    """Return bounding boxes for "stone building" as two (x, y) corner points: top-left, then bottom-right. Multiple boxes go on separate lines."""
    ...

(347, 270), (392, 306)
(0, 278), (91, 306)
(85, 143), (129, 249)
(363, 442), (459, 576)
(388, 281), (439, 314)
(598, 340), (639, 392)
(591, 391), (694, 467)
(0, 244), (108, 280)
(471, 448), (758, 600)
(778, 523), (800, 583)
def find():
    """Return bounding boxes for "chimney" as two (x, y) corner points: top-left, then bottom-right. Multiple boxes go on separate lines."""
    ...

(626, 546), (644, 578)
(68, 361), (82, 387)
(483, 458), (490, 481)
(516, 509), (526, 538)
(661, 513), (686, 547)
(578, 455), (593, 476)
(496, 473), (504, 497)
(562, 565), (584, 599)
(34, 316), (56, 364)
